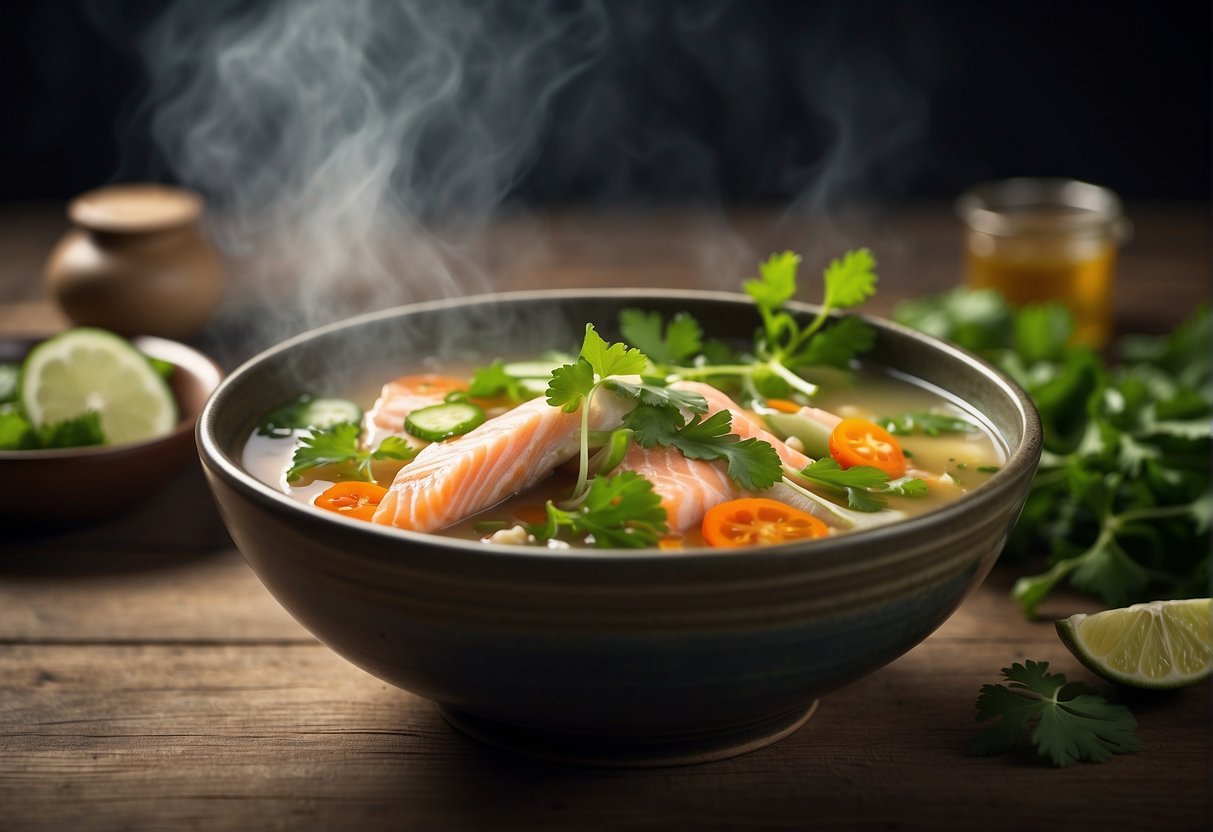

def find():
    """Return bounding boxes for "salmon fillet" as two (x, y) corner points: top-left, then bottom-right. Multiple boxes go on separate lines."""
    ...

(363, 374), (467, 447)
(613, 382), (813, 531)
(372, 391), (631, 532)
(617, 444), (737, 531)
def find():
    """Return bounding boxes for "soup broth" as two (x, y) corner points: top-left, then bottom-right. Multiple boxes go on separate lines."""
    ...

(242, 359), (1005, 550)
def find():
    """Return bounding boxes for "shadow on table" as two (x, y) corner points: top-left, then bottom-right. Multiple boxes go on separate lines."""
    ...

(1, 461), (233, 577)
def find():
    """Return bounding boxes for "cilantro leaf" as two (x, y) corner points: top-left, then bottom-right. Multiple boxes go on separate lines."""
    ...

(578, 323), (647, 380)
(789, 315), (876, 370)
(743, 251), (800, 313)
(879, 410), (979, 437)
(799, 457), (888, 490)
(287, 422), (418, 482)
(37, 411), (106, 449)
(546, 357), (596, 413)
(619, 309), (703, 365)
(602, 378), (707, 414)
(822, 248), (878, 310)
(970, 660), (1140, 767)
(527, 471), (667, 549)
(623, 406), (782, 491)
(0, 404), (36, 450)
(466, 360), (527, 401)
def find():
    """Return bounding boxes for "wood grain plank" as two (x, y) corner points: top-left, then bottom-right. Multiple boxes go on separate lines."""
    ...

(2, 641), (1207, 831)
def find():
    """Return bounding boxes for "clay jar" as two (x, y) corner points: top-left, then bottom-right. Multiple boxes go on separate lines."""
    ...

(44, 184), (224, 341)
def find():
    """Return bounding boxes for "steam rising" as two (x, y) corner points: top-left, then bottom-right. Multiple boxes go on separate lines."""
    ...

(133, 0), (937, 361)
(140, 0), (606, 355)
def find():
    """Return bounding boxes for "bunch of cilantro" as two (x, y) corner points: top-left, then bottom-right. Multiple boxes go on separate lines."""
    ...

(894, 290), (1211, 618)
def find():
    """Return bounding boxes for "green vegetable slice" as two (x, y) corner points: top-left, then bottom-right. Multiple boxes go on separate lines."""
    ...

(405, 402), (486, 441)
(259, 396), (362, 437)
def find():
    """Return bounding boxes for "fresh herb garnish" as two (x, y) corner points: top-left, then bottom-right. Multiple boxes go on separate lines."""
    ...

(0, 403), (107, 450)
(622, 406), (783, 491)
(287, 422), (417, 483)
(464, 360), (528, 402)
(618, 309), (703, 366)
(969, 660), (1140, 767)
(879, 410), (978, 437)
(622, 249), (879, 403)
(795, 457), (927, 512)
(896, 291), (1211, 617)
(37, 411), (107, 449)
(522, 470), (668, 549)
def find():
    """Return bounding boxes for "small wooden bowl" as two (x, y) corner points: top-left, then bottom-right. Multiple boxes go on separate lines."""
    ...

(0, 335), (223, 524)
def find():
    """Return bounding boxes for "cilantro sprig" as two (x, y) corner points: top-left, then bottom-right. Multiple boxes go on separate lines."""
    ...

(623, 249), (879, 404)
(896, 291), (1211, 617)
(522, 470), (668, 549)
(969, 661), (1140, 767)
(287, 422), (418, 483)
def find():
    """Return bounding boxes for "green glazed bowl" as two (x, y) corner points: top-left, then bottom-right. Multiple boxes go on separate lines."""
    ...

(197, 290), (1041, 766)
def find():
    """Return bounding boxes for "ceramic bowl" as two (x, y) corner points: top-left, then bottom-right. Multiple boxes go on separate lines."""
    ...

(1, 334), (223, 524)
(197, 290), (1041, 766)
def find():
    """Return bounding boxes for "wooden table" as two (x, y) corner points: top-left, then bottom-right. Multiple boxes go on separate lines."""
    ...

(2, 203), (1209, 830)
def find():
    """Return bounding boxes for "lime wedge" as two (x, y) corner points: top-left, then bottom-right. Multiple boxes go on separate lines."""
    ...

(20, 328), (177, 446)
(1056, 598), (1212, 689)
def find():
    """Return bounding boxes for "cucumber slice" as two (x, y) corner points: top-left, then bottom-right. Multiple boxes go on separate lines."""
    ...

(405, 402), (486, 441)
(764, 411), (833, 459)
(259, 396), (362, 437)
(502, 360), (562, 379)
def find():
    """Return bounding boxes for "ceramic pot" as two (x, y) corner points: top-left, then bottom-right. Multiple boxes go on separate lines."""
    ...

(44, 184), (224, 341)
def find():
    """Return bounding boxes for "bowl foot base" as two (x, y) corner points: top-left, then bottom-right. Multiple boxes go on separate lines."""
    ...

(437, 699), (818, 767)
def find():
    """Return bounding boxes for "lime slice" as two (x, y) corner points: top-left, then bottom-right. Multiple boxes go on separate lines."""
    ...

(20, 328), (177, 446)
(1056, 598), (1212, 689)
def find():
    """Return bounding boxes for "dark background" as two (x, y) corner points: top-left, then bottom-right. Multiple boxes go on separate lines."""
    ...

(2, 0), (1209, 206)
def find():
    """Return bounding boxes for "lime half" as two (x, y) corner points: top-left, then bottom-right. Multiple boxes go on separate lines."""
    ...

(20, 328), (177, 446)
(1057, 598), (1212, 689)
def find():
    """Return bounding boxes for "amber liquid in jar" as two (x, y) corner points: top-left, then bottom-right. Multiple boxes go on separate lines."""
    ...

(958, 180), (1127, 349)
(965, 233), (1117, 347)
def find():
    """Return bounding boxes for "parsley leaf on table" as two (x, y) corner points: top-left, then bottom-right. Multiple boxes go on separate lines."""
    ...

(970, 660), (1140, 767)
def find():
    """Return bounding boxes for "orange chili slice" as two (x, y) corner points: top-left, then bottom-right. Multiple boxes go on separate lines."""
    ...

(828, 417), (906, 477)
(701, 497), (829, 548)
(314, 481), (389, 522)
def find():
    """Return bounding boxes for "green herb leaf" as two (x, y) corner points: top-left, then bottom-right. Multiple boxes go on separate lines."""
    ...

(37, 411), (106, 449)
(970, 660), (1140, 767)
(789, 315), (876, 370)
(579, 323), (648, 380)
(287, 422), (417, 482)
(466, 360), (527, 401)
(527, 471), (668, 549)
(602, 378), (707, 414)
(822, 248), (878, 310)
(546, 357), (597, 413)
(0, 403), (36, 449)
(879, 410), (979, 437)
(619, 309), (703, 365)
(743, 251), (800, 313)
(623, 406), (782, 491)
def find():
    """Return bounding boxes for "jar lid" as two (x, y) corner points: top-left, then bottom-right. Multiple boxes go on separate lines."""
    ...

(69, 184), (204, 234)
(956, 178), (1128, 240)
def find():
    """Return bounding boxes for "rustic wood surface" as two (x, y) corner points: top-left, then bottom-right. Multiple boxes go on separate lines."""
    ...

(1, 202), (1209, 831)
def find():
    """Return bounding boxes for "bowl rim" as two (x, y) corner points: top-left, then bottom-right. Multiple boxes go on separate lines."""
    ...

(197, 287), (1042, 565)
(0, 333), (224, 461)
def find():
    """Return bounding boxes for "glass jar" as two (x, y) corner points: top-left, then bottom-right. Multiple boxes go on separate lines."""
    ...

(956, 178), (1130, 347)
